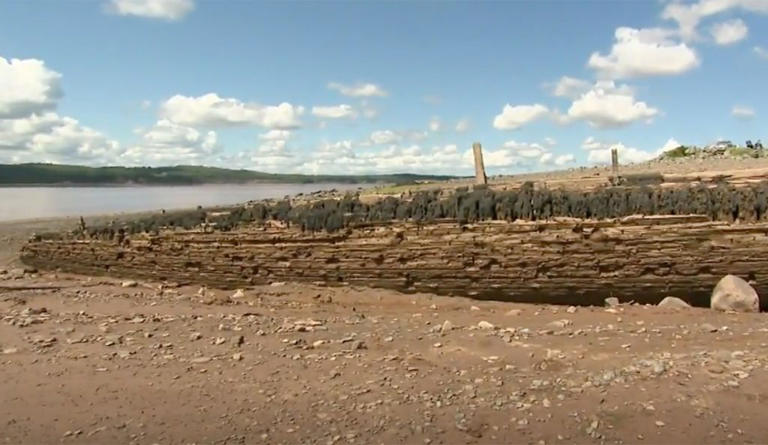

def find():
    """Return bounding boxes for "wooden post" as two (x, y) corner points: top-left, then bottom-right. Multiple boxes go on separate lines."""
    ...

(472, 142), (487, 185)
(610, 147), (619, 178)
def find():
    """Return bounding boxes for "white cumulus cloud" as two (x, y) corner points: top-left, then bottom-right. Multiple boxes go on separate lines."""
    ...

(0, 57), (62, 119)
(581, 136), (681, 164)
(259, 129), (291, 141)
(256, 139), (290, 156)
(296, 143), (466, 176)
(662, 0), (768, 41)
(660, 138), (682, 153)
(106, 0), (194, 21)
(567, 81), (659, 128)
(0, 55), (127, 165)
(478, 138), (561, 170)
(554, 154), (575, 166)
(327, 82), (387, 98)
(0, 113), (121, 164)
(469, 147), (521, 169)
(160, 93), (304, 129)
(493, 104), (550, 130)
(368, 129), (427, 145)
(551, 76), (592, 99)
(732, 105), (756, 119)
(428, 117), (442, 132)
(455, 118), (470, 133)
(588, 27), (699, 79)
(370, 130), (401, 145)
(538, 152), (554, 164)
(121, 119), (217, 165)
(311, 104), (357, 119)
(586, 142), (655, 164)
(710, 19), (749, 45)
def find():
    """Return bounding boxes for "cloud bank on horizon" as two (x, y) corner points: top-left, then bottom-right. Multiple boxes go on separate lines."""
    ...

(0, 0), (766, 175)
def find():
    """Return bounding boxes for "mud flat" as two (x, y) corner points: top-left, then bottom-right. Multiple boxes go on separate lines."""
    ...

(2, 271), (768, 444)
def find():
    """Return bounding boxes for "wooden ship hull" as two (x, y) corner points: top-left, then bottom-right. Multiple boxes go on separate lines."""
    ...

(21, 215), (768, 307)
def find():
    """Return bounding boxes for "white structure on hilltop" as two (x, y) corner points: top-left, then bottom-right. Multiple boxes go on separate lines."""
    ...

(706, 140), (733, 150)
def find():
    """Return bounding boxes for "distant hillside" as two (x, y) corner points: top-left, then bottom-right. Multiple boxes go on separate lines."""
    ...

(0, 163), (457, 186)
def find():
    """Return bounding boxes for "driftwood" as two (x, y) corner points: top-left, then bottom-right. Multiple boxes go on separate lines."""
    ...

(20, 215), (768, 308)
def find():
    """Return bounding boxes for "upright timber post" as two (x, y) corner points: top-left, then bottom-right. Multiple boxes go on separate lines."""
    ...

(610, 147), (619, 183)
(472, 142), (488, 185)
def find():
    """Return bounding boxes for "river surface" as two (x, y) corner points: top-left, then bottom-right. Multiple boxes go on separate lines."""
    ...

(0, 183), (362, 222)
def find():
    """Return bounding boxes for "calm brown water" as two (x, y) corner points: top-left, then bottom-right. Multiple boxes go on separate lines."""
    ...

(0, 184), (361, 222)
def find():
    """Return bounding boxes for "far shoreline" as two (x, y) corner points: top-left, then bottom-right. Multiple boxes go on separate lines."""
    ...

(0, 180), (382, 188)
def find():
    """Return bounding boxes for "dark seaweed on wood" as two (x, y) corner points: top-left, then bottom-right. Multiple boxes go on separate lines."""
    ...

(36, 181), (768, 241)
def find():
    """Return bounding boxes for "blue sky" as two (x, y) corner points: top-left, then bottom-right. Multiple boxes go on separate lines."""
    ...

(1, 0), (767, 175)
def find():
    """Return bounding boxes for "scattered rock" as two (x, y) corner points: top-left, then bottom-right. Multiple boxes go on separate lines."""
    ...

(711, 275), (759, 313)
(201, 293), (231, 305)
(103, 334), (122, 346)
(477, 321), (494, 330)
(470, 306), (480, 311)
(658, 296), (691, 309)
(440, 320), (453, 334)
(604, 297), (620, 307)
(547, 319), (573, 329)
(505, 309), (522, 316)
(189, 332), (203, 341)
(231, 289), (245, 299)
(121, 280), (138, 288)
(700, 323), (719, 333)
(293, 319), (324, 331)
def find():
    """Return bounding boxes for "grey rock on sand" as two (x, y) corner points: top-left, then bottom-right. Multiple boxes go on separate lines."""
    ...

(711, 275), (759, 313)
(658, 296), (691, 309)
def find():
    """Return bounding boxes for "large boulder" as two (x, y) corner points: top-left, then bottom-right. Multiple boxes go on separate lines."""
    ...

(711, 275), (759, 313)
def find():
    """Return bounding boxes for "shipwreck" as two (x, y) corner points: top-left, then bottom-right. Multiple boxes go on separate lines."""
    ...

(20, 179), (768, 308)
